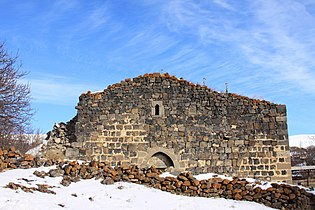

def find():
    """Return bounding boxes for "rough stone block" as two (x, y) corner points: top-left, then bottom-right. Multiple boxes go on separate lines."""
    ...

(276, 116), (287, 122)
(235, 140), (244, 146)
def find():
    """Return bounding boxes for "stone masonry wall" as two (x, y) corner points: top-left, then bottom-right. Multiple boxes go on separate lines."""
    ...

(73, 73), (292, 183)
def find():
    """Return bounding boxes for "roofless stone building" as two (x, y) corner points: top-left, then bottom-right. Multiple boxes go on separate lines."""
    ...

(45, 73), (292, 183)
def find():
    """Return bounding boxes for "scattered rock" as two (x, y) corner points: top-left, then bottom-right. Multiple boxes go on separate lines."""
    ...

(4, 182), (19, 190)
(58, 203), (65, 208)
(4, 182), (56, 194)
(61, 177), (71, 187)
(18, 178), (34, 183)
(33, 170), (47, 178)
(101, 177), (114, 185)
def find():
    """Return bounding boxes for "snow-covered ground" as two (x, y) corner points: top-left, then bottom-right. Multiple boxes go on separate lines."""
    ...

(289, 134), (315, 148)
(26, 140), (47, 156)
(0, 167), (275, 210)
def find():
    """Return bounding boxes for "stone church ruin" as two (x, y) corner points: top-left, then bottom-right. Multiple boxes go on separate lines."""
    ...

(45, 73), (292, 183)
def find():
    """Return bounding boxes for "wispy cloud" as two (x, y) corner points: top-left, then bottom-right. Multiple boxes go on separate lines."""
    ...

(164, 0), (241, 43)
(23, 74), (99, 106)
(162, 0), (315, 95)
(86, 6), (109, 29)
(212, 0), (235, 11)
(40, 0), (79, 28)
(71, 3), (111, 33)
(122, 29), (178, 57)
(243, 0), (315, 94)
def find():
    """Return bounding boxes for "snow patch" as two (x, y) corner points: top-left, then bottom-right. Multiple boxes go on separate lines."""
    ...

(160, 172), (176, 178)
(0, 167), (275, 210)
(26, 140), (47, 156)
(194, 173), (233, 181)
(289, 134), (315, 148)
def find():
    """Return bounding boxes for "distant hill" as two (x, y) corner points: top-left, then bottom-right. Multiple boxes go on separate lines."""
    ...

(289, 134), (315, 148)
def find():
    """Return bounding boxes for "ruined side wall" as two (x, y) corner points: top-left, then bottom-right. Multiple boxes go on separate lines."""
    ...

(75, 73), (291, 183)
(43, 117), (77, 160)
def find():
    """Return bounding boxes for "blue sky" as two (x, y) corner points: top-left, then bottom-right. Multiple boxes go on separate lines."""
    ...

(0, 0), (314, 135)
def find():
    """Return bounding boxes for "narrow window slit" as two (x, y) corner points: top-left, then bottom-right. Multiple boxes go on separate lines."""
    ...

(155, 104), (160, 115)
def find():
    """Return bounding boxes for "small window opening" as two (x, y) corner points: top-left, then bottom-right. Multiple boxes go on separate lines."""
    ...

(155, 104), (160, 115)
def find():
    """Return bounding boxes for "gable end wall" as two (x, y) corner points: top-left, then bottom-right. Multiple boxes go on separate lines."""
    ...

(74, 74), (292, 183)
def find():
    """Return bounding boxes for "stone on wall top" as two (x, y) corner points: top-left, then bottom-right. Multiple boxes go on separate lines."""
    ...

(79, 72), (281, 106)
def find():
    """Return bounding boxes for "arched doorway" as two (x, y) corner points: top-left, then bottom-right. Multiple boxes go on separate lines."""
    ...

(147, 152), (174, 170)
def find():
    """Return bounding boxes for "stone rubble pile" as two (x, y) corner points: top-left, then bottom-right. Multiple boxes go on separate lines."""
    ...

(45, 117), (76, 145)
(0, 146), (49, 170)
(43, 116), (78, 159)
(34, 160), (314, 210)
(0, 148), (314, 210)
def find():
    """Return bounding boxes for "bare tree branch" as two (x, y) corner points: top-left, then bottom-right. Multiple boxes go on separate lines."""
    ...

(0, 42), (34, 149)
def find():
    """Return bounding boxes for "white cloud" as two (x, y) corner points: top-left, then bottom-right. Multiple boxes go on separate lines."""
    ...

(164, 0), (243, 44)
(162, 0), (315, 95)
(23, 75), (99, 106)
(243, 0), (315, 94)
